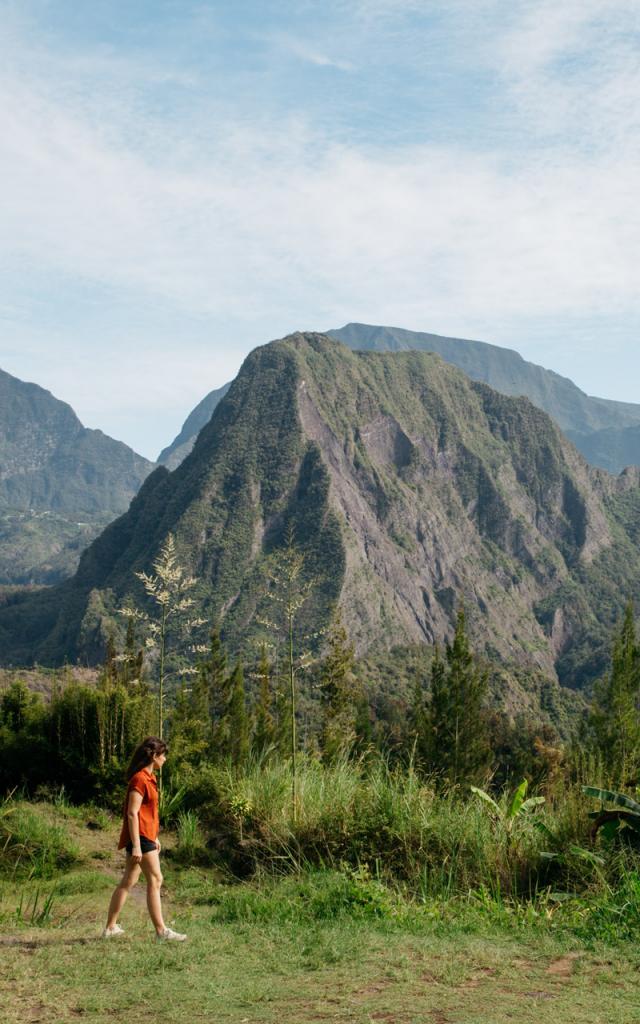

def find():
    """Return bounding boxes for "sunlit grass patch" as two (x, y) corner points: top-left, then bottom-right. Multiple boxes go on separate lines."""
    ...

(0, 799), (81, 879)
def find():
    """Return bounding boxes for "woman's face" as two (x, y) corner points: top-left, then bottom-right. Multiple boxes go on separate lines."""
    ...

(151, 750), (167, 770)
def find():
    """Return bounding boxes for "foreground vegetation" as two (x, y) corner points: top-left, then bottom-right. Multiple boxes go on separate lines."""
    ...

(1, 797), (640, 1023)
(3, 549), (640, 1019)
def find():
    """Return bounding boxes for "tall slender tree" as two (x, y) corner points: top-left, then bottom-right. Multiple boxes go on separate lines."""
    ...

(319, 613), (357, 762)
(409, 663), (429, 766)
(424, 608), (490, 787)
(227, 660), (249, 768)
(252, 644), (275, 756)
(589, 601), (640, 784)
(257, 529), (317, 820)
(120, 533), (206, 739)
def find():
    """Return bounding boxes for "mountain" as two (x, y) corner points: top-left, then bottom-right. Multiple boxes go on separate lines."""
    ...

(157, 383), (231, 469)
(566, 424), (640, 476)
(0, 368), (155, 584)
(160, 323), (640, 476)
(2, 333), (640, 701)
(328, 323), (640, 473)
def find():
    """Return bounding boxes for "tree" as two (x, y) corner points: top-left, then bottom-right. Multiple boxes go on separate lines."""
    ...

(257, 529), (317, 820)
(167, 674), (210, 767)
(424, 608), (490, 787)
(588, 601), (640, 784)
(200, 629), (229, 759)
(120, 534), (206, 738)
(104, 621), (145, 692)
(409, 662), (429, 766)
(353, 694), (373, 754)
(319, 613), (357, 762)
(168, 629), (249, 768)
(227, 660), (249, 768)
(252, 644), (275, 756)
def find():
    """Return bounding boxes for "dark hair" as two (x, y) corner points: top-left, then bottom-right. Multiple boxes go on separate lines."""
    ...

(126, 737), (168, 780)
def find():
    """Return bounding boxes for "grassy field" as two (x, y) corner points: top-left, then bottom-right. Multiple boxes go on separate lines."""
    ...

(1, 801), (639, 1024)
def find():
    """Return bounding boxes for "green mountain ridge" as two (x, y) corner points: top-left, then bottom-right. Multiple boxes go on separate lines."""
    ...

(2, 333), (640, 707)
(329, 323), (640, 471)
(566, 423), (640, 475)
(0, 367), (155, 583)
(158, 323), (640, 477)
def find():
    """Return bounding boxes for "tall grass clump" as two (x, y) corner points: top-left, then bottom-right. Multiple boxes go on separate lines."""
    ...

(173, 809), (209, 865)
(185, 754), (602, 898)
(0, 799), (80, 879)
(14, 886), (58, 926)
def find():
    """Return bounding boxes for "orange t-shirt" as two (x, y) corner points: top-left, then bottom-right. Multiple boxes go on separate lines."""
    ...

(117, 768), (159, 849)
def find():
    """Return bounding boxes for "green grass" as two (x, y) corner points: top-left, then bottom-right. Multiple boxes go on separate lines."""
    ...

(179, 755), (618, 903)
(2, 862), (640, 1024)
(1, 800), (640, 1023)
(0, 799), (81, 879)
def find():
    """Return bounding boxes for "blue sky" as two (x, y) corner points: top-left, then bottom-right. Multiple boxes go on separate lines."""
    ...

(1, 0), (639, 457)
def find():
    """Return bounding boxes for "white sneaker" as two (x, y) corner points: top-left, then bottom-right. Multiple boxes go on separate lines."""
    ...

(156, 927), (187, 942)
(102, 924), (125, 938)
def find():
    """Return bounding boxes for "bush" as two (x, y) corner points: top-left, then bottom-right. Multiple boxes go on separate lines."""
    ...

(179, 755), (563, 894)
(574, 868), (640, 944)
(172, 810), (210, 866)
(0, 800), (81, 879)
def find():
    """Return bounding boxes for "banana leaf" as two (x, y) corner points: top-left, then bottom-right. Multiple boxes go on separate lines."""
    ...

(582, 786), (640, 813)
(470, 785), (501, 816)
(507, 779), (528, 818)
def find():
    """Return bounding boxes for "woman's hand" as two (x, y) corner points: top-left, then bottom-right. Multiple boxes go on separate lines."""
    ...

(131, 845), (143, 864)
(156, 839), (161, 852)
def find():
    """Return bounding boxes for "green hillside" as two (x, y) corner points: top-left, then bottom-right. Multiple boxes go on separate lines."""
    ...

(330, 322), (640, 472)
(0, 368), (154, 583)
(2, 334), (640, 697)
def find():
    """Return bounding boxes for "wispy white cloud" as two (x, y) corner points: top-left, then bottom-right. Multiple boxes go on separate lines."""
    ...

(2, 61), (636, 321)
(275, 34), (355, 71)
(483, 0), (640, 150)
(1, 1), (639, 454)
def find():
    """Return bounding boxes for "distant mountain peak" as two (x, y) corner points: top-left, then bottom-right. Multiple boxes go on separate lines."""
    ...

(159, 324), (640, 478)
(0, 366), (155, 585)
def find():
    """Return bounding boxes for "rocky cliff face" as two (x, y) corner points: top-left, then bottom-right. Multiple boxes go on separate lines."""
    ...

(0, 368), (154, 583)
(1, 334), (639, 691)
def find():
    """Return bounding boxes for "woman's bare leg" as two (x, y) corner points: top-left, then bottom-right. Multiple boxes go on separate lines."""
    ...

(140, 850), (166, 934)
(106, 855), (141, 929)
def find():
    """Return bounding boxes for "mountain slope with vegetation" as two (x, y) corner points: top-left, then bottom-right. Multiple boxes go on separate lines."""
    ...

(2, 334), (640, 696)
(329, 323), (640, 473)
(161, 323), (640, 476)
(0, 367), (154, 583)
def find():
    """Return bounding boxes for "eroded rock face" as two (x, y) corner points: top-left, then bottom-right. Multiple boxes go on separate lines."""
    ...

(294, 345), (614, 678)
(2, 333), (640, 693)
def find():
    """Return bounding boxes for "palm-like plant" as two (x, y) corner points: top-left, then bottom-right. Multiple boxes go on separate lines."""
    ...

(582, 785), (640, 842)
(470, 779), (545, 834)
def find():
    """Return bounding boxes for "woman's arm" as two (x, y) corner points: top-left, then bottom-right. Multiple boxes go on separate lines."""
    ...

(128, 790), (144, 863)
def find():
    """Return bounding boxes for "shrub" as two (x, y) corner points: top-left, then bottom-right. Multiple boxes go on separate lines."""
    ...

(0, 800), (81, 879)
(182, 755), (558, 894)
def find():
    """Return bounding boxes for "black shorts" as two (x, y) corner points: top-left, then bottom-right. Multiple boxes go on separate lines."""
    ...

(126, 835), (158, 855)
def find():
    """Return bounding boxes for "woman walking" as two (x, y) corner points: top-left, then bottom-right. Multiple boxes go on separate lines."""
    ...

(103, 736), (186, 941)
